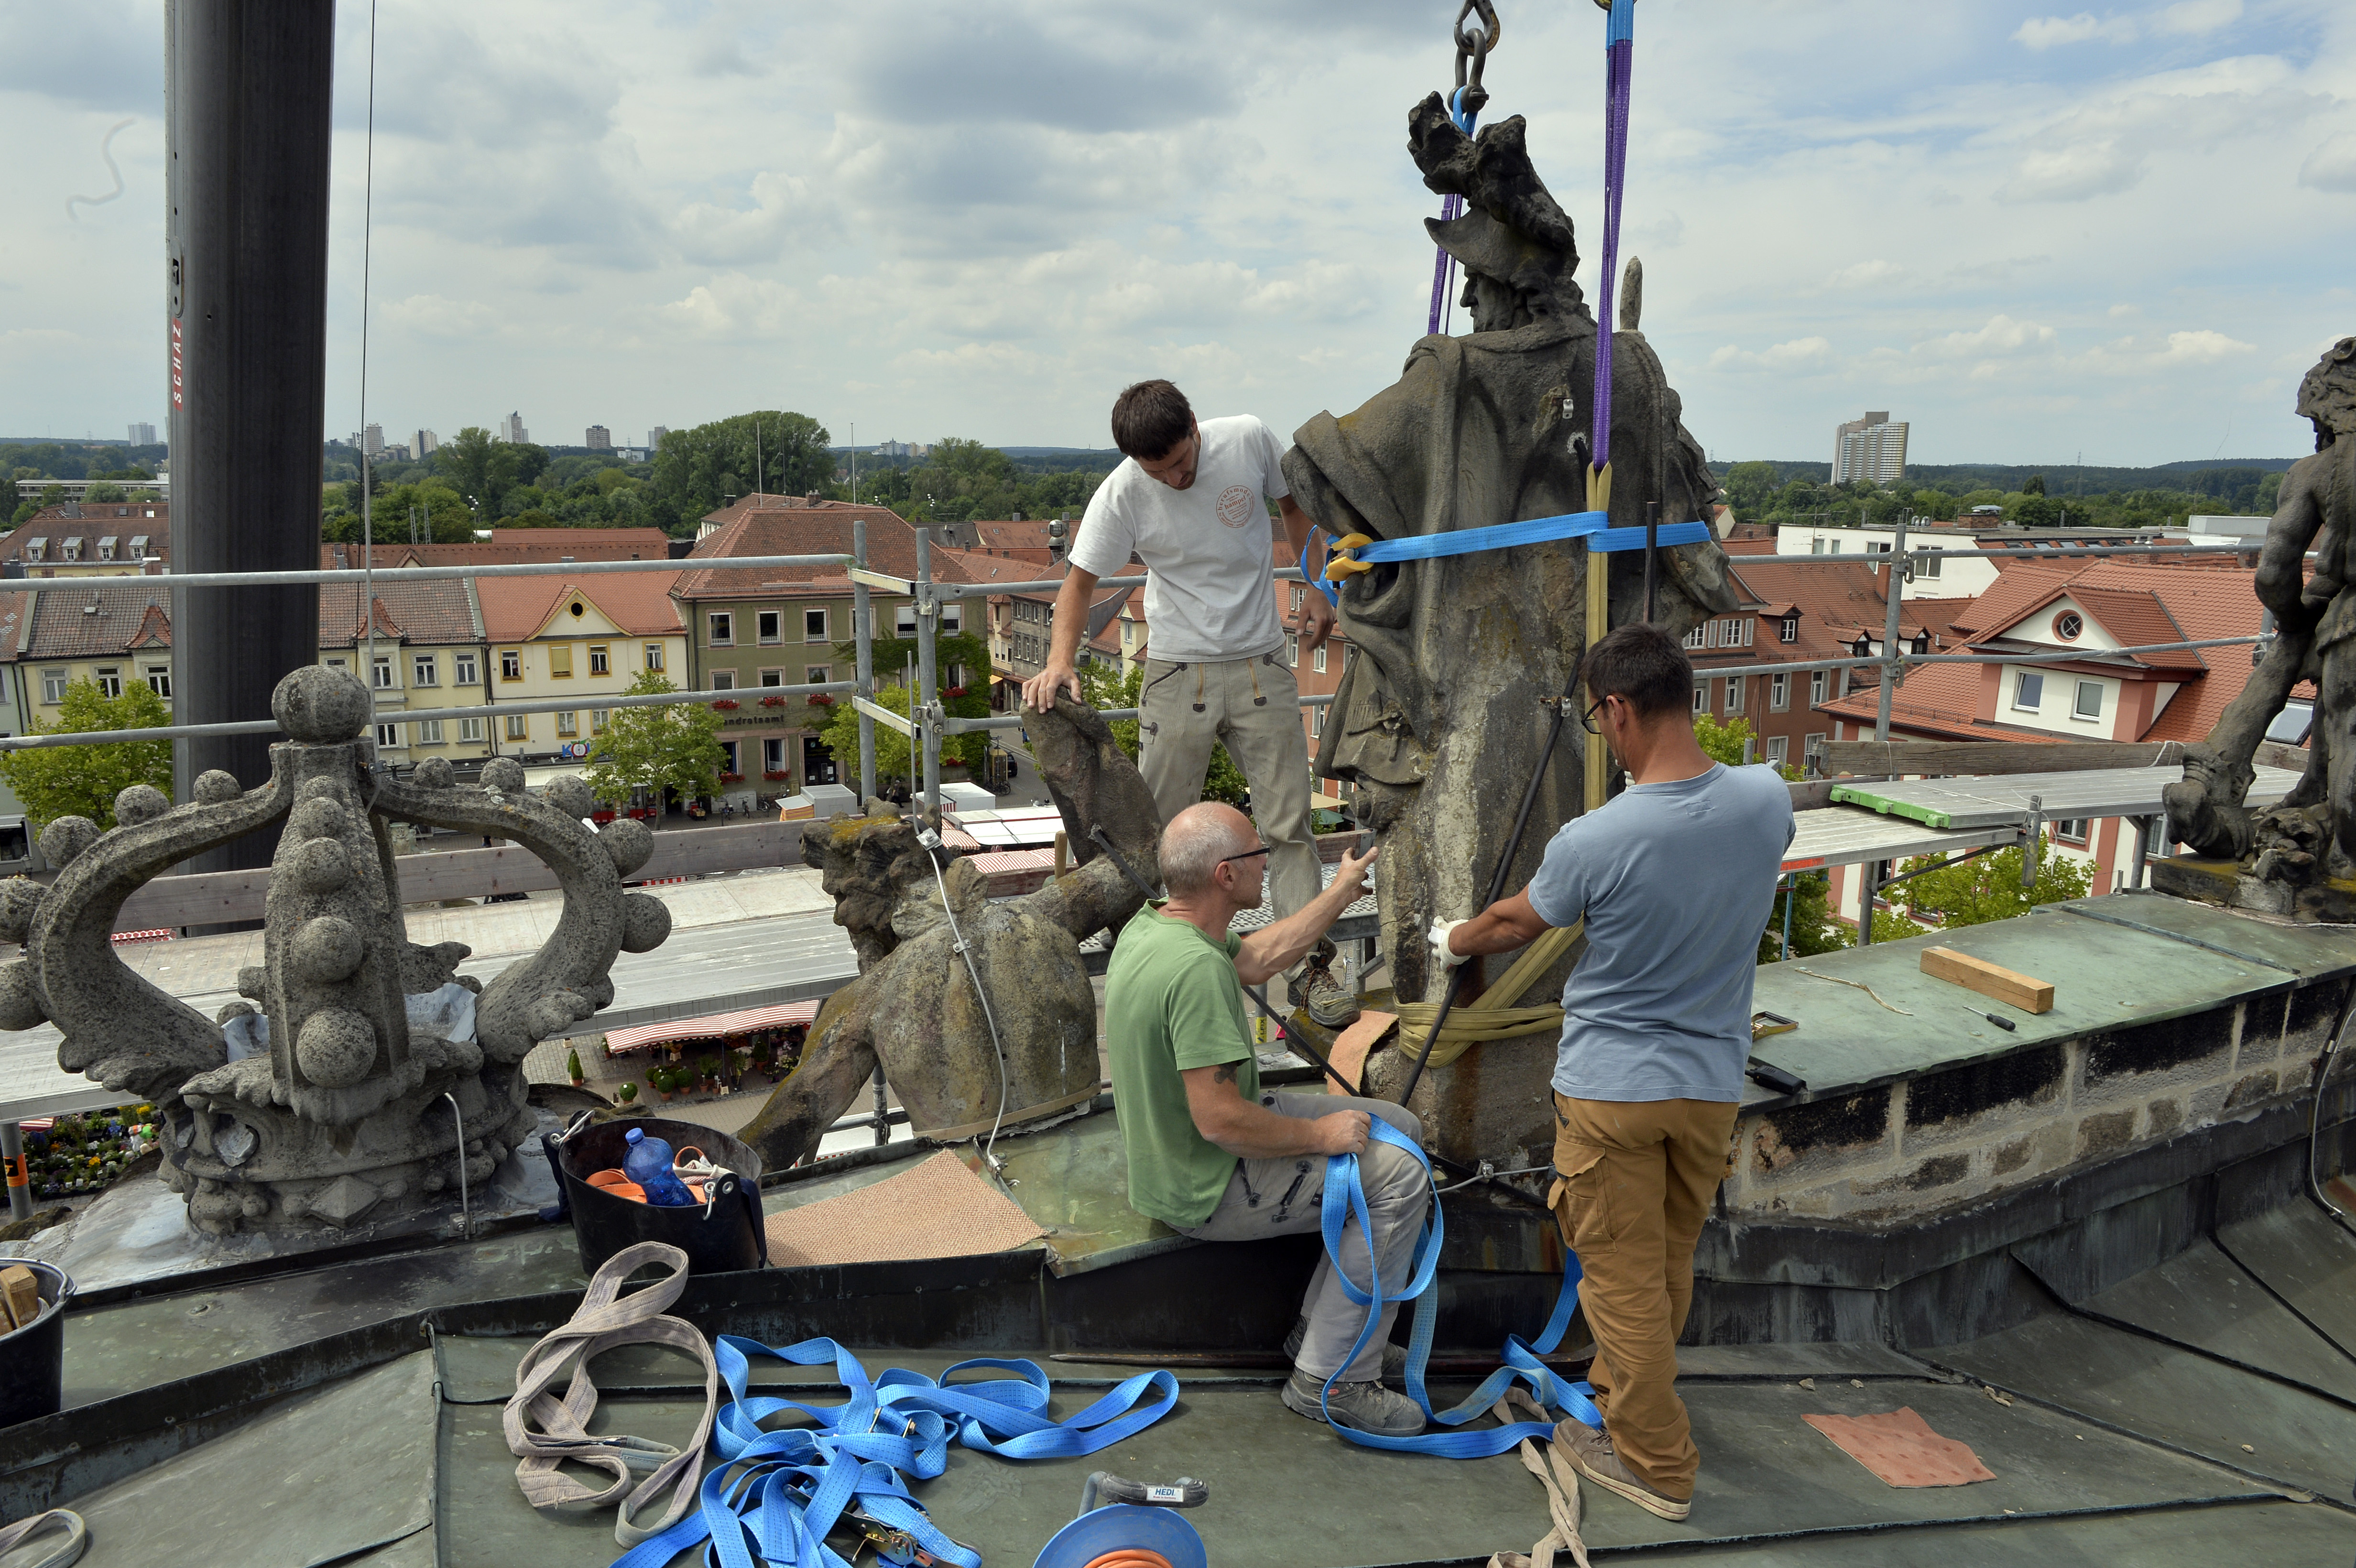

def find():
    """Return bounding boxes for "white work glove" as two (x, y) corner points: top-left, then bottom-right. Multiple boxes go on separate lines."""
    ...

(1428, 917), (1471, 973)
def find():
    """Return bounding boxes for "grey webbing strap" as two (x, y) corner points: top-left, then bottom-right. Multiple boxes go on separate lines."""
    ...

(1483, 1390), (1591, 1568)
(0, 1509), (87, 1568)
(503, 1241), (719, 1547)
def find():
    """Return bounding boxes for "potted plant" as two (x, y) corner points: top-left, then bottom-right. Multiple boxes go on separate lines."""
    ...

(566, 1047), (584, 1087)
(711, 698), (741, 711)
(807, 693), (834, 707)
(764, 769), (791, 782)
(721, 771), (745, 784)
(655, 1068), (677, 1101)
(616, 1081), (638, 1105)
(759, 694), (787, 708)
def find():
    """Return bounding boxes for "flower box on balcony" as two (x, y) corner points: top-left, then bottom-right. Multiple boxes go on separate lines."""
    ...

(945, 686), (968, 698)
(758, 694), (787, 708)
(763, 770), (791, 782)
(711, 699), (741, 711)
(807, 694), (835, 707)
(720, 772), (745, 784)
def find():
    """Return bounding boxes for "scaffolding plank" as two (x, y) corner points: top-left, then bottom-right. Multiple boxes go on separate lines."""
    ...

(1829, 765), (2302, 830)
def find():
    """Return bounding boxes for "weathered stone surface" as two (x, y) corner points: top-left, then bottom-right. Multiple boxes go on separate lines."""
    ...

(1282, 97), (1734, 1003)
(0, 667), (660, 1237)
(740, 697), (1158, 1172)
(2162, 337), (2353, 896)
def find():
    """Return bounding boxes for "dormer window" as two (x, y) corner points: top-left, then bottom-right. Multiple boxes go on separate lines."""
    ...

(128, 535), (147, 561)
(22, 539), (43, 563)
(1780, 614), (1799, 644)
(58, 539), (79, 562)
(97, 537), (117, 561)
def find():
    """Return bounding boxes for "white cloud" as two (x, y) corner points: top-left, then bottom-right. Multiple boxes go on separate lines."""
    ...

(2155, 0), (2243, 37)
(1917, 315), (2058, 358)
(2078, 328), (2256, 374)
(377, 295), (499, 340)
(2301, 133), (2356, 193)
(1708, 337), (1834, 373)
(1829, 259), (1906, 291)
(2013, 13), (2138, 49)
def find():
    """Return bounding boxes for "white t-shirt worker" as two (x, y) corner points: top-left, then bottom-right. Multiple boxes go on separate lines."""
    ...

(1022, 379), (1335, 961)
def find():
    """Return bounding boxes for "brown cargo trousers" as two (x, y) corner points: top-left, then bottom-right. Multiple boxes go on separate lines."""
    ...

(1549, 1091), (1740, 1500)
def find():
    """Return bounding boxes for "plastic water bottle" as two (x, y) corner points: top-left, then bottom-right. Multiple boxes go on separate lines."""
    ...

(622, 1127), (695, 1206)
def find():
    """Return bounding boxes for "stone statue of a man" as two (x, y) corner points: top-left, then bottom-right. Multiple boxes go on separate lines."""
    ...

(1280, 95), (1735, 1005)
(2164, 337), (2356, 875)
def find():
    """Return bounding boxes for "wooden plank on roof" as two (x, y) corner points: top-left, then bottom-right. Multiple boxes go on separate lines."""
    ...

(1920, 946), (2054, 1013)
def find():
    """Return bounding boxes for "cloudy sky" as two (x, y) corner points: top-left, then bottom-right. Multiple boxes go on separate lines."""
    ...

(3, 0), (2353, 467)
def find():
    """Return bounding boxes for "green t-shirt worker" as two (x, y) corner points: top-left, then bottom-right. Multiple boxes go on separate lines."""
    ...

(1103, 802), (1430, 1437)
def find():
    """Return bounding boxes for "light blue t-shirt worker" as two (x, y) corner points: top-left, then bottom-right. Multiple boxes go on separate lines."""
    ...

(1525, 762), (1796, 1102)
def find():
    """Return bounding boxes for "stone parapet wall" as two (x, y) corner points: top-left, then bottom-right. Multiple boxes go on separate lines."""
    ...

(1730, 978), (2347, 1225)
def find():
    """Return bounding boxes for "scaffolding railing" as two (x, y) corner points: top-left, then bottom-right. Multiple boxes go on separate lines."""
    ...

(0, 522), (2289, 821)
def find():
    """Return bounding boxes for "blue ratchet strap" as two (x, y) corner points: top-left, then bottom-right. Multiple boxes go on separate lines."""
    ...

(1300, 531), (1340, 610)
(1316, 1120), (1602, 1458)
(611, 1335), (1179, 1568)
(1321, 511), (1713, 587)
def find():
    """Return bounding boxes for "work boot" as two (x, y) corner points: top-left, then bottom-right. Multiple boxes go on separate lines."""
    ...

(1281, 1367), (1426, 1437)
(1301, 939), (1361, 1030)
(1553, 1418), (1691, 1521)
(1282, 1316), (1407, 1384)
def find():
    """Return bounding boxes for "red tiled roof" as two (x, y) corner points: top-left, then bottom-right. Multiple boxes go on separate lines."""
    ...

(1817, 559), (2279, 745)
(476, 571), (682, 642)
(674, 505), (979, 598)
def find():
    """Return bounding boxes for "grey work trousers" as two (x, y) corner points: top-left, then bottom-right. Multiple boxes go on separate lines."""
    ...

(1173, 1092), (1429, 1383)
(1137, 653), (1321, 933)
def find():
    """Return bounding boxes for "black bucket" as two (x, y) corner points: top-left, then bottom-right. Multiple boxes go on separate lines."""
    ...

(547, 1116), (767, 1276)
(0, 1261), (73, 1428)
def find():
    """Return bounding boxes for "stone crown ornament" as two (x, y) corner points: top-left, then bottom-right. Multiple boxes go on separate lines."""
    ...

(0, 665), (670, 1235)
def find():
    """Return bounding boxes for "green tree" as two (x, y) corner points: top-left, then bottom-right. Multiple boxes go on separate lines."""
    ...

(1076, 662), (1248, 805)
(819, 683), (916, 784)
(583, 669), (726, 822)
(2021, 473), (2047, 496)
(0, 681), (174, 829)
(1891, 842), (2092, 928)
(2013, 495), (2061, 528)
(1720, 461), (1780, 518)
(1910, 488), (1954, 521)
(11, 482), (65, 528)
(81, 481), (125, 504)
(434, 426), (520, 522)
(1758, 871), (1849, 963)
(651, 412), (832, 533)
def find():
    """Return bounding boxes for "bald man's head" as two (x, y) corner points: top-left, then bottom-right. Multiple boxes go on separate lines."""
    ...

(1159, 803), (1255, 898)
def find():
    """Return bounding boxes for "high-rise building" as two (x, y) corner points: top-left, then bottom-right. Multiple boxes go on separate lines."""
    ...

(497, 412), (529, 444)
(360, 424), (385, 457)
(412, 429), (438, 458)
(127, 422), (156, 446)
(1832, 411), (1909, 485)
(647, 426), (668, 452)
(586, 425), (611, 450)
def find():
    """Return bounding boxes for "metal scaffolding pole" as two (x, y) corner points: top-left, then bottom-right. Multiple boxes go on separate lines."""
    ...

(916, 528), (941, 815)
(852, 520), (877, 806)
(165, 0), (336, 878)
(1875, 514), (1907, 745)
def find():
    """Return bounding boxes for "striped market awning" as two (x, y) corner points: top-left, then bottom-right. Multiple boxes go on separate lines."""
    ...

(603, 1001), (821, 1055)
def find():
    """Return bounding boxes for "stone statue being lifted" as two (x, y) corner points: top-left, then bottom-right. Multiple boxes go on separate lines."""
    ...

(1282, 96), (1735, 1007)
(2162, 338), (2356, 909)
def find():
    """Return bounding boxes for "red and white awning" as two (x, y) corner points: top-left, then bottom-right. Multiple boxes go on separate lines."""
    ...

(603, 1000), (822, 1055)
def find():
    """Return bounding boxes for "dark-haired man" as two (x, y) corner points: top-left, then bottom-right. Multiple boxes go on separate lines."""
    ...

(1023, 380), (1340, 1008)
(1437, 622), (1792, 1522)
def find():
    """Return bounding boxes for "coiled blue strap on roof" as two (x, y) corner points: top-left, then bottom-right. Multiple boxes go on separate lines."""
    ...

(1315, 1120), (1603, 1457)
(610, 1336), (1179, 1568)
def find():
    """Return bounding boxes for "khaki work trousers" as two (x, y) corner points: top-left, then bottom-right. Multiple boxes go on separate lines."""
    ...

(1137, 653), (1320, 931)
(1549, 1092), (1740, 1500)
(1172, 1092), (1428, 1382)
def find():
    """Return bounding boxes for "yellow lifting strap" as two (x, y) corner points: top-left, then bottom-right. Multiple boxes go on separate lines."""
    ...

(1386, 920), (1582, 1071)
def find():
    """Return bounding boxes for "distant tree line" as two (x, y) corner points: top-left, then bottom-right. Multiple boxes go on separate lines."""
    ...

(1715, 458), (2287, 534)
